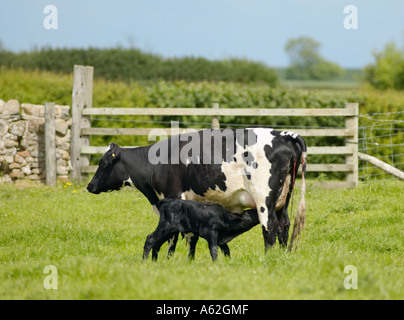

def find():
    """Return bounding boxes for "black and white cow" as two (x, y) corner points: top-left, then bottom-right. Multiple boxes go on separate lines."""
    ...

(87, 128), (307, 254)
(143, 198), (260, 262)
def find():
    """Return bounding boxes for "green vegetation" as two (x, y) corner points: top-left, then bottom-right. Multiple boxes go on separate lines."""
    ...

(364, 41), (404, 90)
(0, 181), (402, 299)
(279, 69), (363, 90)
(0, 47), (278, 85)
(2, 37), (404, 90)
(1, 67), (403, 178)
(284, 36), (344, 81)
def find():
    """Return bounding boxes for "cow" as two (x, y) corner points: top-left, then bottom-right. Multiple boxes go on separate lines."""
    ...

(143, 198), (260, 262)
(87, 128), (307, 255)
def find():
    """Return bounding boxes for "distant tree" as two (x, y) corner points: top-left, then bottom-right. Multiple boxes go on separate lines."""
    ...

(364, 41), (404, 90)
(284, 36), (343, 80)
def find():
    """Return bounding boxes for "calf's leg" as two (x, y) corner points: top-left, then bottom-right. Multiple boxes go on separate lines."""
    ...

(143, 233), (155, 261)
(166, 232), (179, 259)
(143, 231), (176, 261)
(219, 244), (231, 258)
(206, 232), (219, 262)
(187, 233), (199, 260)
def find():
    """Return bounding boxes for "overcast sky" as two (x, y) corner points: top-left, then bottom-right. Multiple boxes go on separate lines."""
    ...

(1, 0), (404, 68)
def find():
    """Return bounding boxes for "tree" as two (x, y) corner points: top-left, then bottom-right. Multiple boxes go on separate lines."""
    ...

(284, 36), (343, 80)
(364, 41), (404, 90)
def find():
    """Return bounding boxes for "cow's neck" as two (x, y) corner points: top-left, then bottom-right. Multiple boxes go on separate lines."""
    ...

(121, 146), (158, 201)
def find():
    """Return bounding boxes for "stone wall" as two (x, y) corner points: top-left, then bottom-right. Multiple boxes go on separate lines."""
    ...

(0, 99), (71, 183)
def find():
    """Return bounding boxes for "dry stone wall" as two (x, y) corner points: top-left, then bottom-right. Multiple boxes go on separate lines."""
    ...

(0, 99), (71, 183)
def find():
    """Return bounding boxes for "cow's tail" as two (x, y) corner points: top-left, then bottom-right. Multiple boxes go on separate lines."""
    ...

(288, 135), (307, 252)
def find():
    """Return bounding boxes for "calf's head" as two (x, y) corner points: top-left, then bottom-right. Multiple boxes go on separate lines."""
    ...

(87, 143), (127, 194)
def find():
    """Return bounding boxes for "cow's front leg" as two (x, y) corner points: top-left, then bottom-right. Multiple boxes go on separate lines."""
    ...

(166, 232), (179, 259)
(262, 226), (277, 252)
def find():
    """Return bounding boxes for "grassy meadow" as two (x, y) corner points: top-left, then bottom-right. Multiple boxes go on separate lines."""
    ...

(0, 180), (403, 300)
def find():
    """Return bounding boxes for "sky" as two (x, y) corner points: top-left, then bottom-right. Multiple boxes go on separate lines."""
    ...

(1, 0), (404, 68)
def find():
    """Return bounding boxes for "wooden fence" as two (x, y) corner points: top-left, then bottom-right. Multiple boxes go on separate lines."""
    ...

(70, 65), (359, 188)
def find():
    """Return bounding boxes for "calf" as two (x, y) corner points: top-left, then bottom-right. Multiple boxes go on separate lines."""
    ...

(143, 198), (259, 262)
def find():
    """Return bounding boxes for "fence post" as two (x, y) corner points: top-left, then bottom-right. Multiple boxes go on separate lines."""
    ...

(211, 102), (220, 129)
(345, 103), (359, 188)
(45, 102), (56, 186)
(71, 65), (93, 183)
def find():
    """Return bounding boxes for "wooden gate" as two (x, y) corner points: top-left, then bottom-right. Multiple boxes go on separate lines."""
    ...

(70, 65), (359, 188)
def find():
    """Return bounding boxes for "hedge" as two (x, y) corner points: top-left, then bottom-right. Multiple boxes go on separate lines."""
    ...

(0, 48), (278, 85)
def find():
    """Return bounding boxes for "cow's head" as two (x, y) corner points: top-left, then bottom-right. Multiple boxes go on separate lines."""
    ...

(87, 143), (127, 194)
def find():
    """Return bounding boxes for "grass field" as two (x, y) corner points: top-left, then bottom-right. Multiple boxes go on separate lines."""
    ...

(0, 180), (403, 300)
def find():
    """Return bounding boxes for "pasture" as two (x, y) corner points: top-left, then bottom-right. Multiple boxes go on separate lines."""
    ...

(0, 180), (403, 300)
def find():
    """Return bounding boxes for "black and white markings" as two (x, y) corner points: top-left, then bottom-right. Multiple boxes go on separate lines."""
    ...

(87, 127), (307, 252)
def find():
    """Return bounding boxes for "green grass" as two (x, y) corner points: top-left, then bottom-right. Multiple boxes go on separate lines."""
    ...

(0, 180), (403, 299)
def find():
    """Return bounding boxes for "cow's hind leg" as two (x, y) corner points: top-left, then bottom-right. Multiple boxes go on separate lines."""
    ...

(277, 206), (290, 248)
(276, 186), (292, 248)
(266, 152), (294, 249)
(276, 157), (298, 248)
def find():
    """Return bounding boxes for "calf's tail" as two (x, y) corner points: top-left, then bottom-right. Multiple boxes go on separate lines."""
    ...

(288, 148), (307, 252)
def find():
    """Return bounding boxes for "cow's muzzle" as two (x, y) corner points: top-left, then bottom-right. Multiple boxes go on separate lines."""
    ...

(86, 183), (100, 194)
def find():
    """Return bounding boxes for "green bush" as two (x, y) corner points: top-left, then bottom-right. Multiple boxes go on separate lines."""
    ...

(364, 42), (404, 90)
(0, 47), (278, 85)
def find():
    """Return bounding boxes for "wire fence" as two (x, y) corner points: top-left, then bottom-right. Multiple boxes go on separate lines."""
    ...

(89, 110), (404, 183)
(2, 108), (403, 183)
(358, 111), (404, 182)
(87, 111), (404, 181)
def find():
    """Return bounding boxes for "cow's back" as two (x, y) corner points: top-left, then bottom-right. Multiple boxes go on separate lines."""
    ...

(150, 128), (304, 227)
(179, 128), (293, 213)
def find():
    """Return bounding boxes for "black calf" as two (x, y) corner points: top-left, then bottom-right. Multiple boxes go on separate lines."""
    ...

(143, 199), (259, 262)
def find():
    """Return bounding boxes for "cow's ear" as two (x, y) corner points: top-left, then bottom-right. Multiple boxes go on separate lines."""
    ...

(109, 145), (121, 163)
